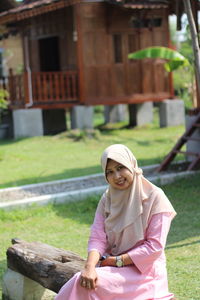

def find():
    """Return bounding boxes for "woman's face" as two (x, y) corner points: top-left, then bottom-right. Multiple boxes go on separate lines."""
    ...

(105, 159), (134, 190)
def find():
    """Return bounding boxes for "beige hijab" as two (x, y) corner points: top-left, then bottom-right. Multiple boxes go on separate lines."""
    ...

(98, 144), (176, 255)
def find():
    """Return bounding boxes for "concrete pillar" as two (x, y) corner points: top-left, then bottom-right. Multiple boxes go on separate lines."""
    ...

(1, 109), (13, 138)
(128, 102), (153, 127)
(0, 124), (9, 139)
(70, 105), (93, 129)
(159, 99), (185, 128)
(13, 109), (43, 138)
(104, 105), (128, 123)
(2, 268), (56, 300)
(42, 109), (67, 135)
(185, 114), (200, 162)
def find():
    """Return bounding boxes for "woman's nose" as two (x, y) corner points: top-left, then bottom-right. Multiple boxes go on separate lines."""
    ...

(114, 171), (121, 179)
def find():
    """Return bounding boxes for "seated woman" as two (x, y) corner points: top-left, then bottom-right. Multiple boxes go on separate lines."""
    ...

(55, 144), (176, 300)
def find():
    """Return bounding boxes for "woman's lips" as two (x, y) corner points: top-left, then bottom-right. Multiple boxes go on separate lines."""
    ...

(115, 179), (125, 185)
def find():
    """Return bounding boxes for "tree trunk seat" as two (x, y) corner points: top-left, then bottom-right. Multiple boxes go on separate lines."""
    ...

(2, 238), (86, 299)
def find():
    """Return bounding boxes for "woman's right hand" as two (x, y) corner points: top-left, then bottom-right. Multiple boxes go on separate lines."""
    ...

(80, 266), (98, 290)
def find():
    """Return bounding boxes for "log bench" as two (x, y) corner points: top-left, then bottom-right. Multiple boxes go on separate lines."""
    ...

(2, 238), (86, 300)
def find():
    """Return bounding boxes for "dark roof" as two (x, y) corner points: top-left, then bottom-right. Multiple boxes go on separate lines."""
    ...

(0, 0), (82, 24)
(0, 0), (17, 12)
(0, 0), (199, 25)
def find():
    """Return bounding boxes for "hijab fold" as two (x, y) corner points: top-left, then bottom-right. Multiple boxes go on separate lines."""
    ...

(99, 144), (176, 255)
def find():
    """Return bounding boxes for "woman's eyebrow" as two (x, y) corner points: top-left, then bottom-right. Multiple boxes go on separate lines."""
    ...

(106, 163), (122, 171)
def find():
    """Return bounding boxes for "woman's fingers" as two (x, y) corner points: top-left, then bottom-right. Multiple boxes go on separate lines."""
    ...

(80, 268), (98, 290)
(80, 277), (96, 289)
(80, 278), (86, 287)
(90, 277), (97, 289)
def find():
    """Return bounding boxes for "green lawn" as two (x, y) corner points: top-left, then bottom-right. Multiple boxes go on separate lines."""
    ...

(0, 110), (185, 188)
(0, 174), (200, 299)
(1, 109), (198, 299)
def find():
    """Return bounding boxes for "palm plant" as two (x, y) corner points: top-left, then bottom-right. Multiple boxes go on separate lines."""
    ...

(128, 46), (190, 72)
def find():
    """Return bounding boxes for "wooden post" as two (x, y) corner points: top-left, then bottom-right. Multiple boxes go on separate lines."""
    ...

(191, 0), (200, 108)
(183, 0), (200, 108)
(8, 68), (14, 105)
(167, 7), (175, 99)
(74, 4), (85, 103)
(23, 71), (30, 106)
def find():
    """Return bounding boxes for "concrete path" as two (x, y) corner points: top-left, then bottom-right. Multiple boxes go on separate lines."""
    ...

(0, 163), (199, 210)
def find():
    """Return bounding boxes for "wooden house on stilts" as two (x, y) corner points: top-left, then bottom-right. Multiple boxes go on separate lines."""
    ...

(0, 0), (199, 138)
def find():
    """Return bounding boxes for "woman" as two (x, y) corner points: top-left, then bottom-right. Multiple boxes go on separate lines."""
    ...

(56, 144), (176, 300)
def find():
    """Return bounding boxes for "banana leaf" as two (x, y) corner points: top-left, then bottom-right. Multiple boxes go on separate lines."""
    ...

(128, 47), (190, 72)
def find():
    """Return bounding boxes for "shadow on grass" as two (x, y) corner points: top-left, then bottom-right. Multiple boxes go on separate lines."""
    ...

(0, 136), (33, 146)
(162, 173), (200, 246)
(0, 258), (7, 292)
(166, 239), (200, 250)
(0, 165), (102, 189)
(52, 195), (99, 225)
(0, 157), (164, 189)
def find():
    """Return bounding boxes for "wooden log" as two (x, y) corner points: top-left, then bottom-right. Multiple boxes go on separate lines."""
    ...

(6, 238), (86, 293)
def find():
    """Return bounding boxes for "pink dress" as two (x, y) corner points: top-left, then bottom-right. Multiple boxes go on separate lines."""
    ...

(55, 212), (174, 300)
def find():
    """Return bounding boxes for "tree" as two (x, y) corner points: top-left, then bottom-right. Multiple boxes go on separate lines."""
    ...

(183, 0), (200, 104)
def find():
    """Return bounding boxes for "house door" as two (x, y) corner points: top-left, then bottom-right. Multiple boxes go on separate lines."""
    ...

(39, 36), (60, 71)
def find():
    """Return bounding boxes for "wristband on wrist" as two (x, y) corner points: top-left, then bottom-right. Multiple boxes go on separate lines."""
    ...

(99, 255), (108, 261)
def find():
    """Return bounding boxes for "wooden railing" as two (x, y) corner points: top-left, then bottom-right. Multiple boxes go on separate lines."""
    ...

(31, 71), (78, 104)
(0, 71), (25, 107)
(1, 70), (79, 108)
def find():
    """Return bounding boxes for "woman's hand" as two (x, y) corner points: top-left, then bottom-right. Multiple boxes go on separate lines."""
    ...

(80, 266), (98, 290)
(99, 255), (116, 267)
(80, 250), (100, 290)
(100, 254), (133, 267)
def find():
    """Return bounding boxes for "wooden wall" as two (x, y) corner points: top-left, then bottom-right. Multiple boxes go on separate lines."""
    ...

(0, 34), (23, 75)
(77, 3), (111, 102)
(78, 3), (170, 105)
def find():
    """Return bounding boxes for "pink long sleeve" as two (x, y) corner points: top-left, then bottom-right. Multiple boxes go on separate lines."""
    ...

(127, 212), (172, 274)
(88, 210), (173, 274)
(88, 212), (108, 255)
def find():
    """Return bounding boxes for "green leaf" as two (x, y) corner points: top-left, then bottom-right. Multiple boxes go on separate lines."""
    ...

(128, 47), (190, 72)
(0, 89), (9, 110)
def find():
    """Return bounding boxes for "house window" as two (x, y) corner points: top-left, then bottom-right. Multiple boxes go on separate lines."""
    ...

(113, 34), (123, 63)
(131, 17), (162, 28)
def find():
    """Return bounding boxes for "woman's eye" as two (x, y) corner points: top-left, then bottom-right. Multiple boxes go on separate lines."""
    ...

(117, 166), (123, 171)
(106, 170), (112, 176)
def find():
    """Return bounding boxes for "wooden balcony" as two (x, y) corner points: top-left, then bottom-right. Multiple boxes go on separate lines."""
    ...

(0, 70), (79, 109)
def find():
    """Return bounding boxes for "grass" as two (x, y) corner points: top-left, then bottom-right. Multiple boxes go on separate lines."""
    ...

(0, 173), (200, 299)
(0, 108), (185, 188)
(0, 108), (196, 298)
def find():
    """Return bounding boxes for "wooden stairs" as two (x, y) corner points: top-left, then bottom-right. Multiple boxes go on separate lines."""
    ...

(157, 111), (200, 172)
